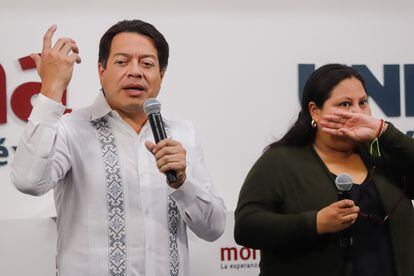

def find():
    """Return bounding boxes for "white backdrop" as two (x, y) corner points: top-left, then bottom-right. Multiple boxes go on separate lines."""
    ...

(1, 0), (414, 275)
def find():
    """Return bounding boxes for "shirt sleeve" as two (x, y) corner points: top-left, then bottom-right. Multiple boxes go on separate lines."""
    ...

(377, 123), (414, 197)
(234, 149), (319, 251)
(10, 94), (72, 196)
(379, 123), (414, 169)
(169, 124), (226, 242)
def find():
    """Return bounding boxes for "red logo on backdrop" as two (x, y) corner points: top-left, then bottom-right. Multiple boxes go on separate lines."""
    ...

(0, 56), (71, 124)
(221, 246), (258, 261)
(0, 64), (5, 124)
(220, 246), (259, 270)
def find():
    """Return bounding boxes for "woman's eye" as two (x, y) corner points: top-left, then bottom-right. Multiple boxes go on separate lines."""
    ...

(360, 99), (368, 106)
(339, 102), (351, 107)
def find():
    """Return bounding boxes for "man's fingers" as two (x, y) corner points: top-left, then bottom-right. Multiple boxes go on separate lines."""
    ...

(152, 139), (180, 153)
(61, 42), (79, 55)
(42, 24), (57, 51)
(159, 160), (185, 173)
(144, 141), (156, 154)
(30, 53), (41, 69)
(68, 53), (82, 64)
(157, 154), (183, 168)
(53, 38), (76, 51)
(154, 146), (181, 160)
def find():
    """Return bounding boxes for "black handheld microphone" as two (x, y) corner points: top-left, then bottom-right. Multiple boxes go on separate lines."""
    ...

(143, 98), (178, 185)
(335, 173), (354, 248)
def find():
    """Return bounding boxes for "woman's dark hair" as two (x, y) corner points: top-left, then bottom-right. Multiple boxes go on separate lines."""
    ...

(98, 19), (169, 71)
(269, 64), (366, 148)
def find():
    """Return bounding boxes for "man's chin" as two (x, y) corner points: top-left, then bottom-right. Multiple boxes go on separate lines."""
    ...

(113, 99), (145, 114)
(125, 101), (145, 110)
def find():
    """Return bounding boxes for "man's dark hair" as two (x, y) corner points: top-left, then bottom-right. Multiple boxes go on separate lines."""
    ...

(98, 19), (169, 71)
(269, 64), (366, 148)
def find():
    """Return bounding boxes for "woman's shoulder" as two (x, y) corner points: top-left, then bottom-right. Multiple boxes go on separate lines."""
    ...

(264, 144), (311, 158)
(256, 145), (312, 168)
(244, 145), (315, 185)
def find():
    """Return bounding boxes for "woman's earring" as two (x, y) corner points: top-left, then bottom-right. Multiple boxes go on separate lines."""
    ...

(311, 119), (317, 128)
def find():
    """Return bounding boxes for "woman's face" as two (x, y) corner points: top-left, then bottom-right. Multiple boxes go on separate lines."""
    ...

(320, 77), (370, 116)
(310, 76), (371, 150)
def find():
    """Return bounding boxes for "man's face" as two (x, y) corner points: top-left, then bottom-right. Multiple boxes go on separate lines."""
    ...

(98, 32), (164, 116)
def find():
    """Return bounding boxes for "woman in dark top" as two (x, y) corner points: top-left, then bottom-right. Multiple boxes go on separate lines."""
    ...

(234, 64), (414, 276)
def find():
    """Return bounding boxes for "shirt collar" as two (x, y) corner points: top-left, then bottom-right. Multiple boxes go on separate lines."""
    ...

(90, 92), (112, 121)
(89, 92), (173, 134)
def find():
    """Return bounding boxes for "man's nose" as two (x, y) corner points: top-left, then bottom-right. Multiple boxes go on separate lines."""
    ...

(128, 61), (143, 78)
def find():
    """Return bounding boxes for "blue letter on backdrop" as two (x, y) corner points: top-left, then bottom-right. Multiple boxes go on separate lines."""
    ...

(298, 64), (401, 117)
(404, 64), (414, 116)
(352, 65), (400, 117)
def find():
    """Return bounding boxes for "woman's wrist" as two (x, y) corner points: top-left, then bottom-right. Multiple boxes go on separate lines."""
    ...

(376, 119), (388, 138)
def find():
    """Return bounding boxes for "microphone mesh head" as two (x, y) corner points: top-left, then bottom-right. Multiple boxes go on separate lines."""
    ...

(335, 173), (353, 192)
(143, 98), (161, 115)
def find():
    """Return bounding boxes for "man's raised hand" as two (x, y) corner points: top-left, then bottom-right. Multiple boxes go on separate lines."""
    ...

(31, 25), (81, 103)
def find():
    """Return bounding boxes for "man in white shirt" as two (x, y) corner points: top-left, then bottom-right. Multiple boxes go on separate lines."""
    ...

(11, 19), (226, 276)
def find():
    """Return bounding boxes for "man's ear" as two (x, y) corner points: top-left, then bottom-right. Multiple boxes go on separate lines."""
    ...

(160, 69), (166, 80)
(98, 63), (105, 84)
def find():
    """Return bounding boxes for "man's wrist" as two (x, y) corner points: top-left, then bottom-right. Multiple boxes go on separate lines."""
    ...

(29, 93), (66, 124)
(40, 86), (64, 103)
(168, 173), (186, 189)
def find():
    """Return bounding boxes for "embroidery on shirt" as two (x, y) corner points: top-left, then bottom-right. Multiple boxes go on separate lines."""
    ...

(168, 196), (179, 276)
(92, 117), (127, 276)
(164, 121), (180, 276)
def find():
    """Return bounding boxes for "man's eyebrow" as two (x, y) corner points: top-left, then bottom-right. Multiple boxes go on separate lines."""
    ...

(112, 53), (157, 59)
(112, 53), (132, 58)
(140, 54), (157, 59)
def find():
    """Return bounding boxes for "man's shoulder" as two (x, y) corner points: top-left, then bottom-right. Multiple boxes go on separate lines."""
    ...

(164, 117), (194, 132)
(164, 117), (197, 146)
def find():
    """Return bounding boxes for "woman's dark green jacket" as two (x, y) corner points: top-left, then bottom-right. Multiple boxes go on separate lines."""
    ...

(234, 124), (414, 276)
